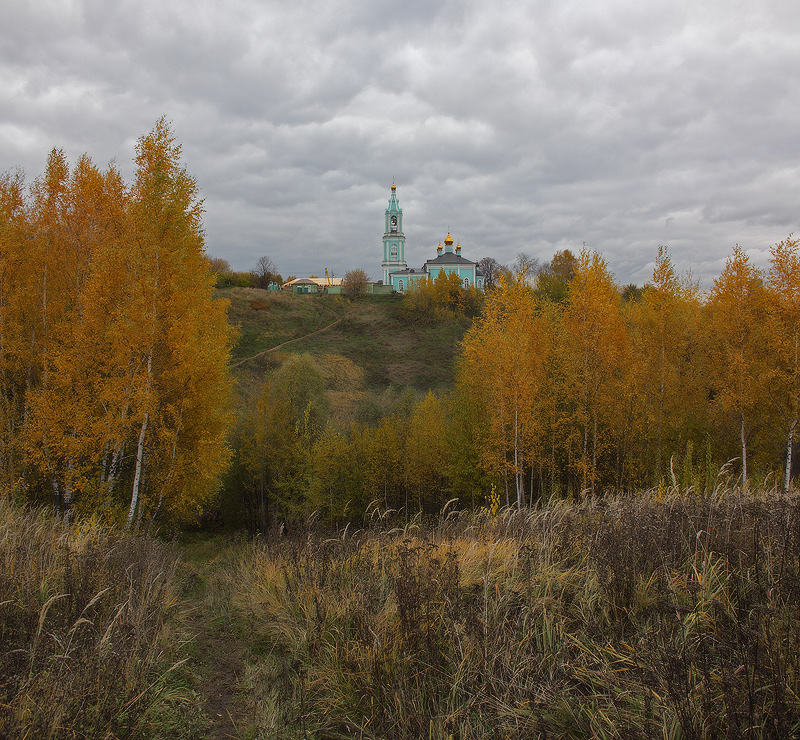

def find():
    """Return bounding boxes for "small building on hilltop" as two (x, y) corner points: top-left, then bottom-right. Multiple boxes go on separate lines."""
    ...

(283, 276), (343, 294)
(380, 184), (484, 293)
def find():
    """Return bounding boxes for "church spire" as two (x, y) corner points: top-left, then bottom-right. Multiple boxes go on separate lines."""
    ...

(382, 182), (407, 284)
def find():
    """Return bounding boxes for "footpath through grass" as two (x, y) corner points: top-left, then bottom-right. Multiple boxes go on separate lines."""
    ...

(0, 500), (256, 740)
(179, 534), (254, 740)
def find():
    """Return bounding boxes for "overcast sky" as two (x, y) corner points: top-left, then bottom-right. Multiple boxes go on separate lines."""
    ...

(3, 0), (800, 286)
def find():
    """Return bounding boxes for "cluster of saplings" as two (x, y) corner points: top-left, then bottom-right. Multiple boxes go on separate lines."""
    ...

(222, 241), (799, 531)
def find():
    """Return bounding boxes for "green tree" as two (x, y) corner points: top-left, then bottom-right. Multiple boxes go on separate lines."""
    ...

(268, 354), (329, 521)
(536, 249), (577, 304)
(405, 392), (450, 514)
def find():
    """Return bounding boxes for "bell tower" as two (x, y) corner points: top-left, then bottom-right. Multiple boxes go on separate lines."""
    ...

(382, 183), (407, 284)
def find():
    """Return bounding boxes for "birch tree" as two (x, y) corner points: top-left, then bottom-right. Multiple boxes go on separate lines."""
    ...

(123, 118), (234, 527)
(625, 246), (704, 485)
(707, 246), (768, 487)
(560, 249), (629, 495)
(458, 277), (551, 507)
(7, 122), (233, 525)
(765, 236), (800, 491)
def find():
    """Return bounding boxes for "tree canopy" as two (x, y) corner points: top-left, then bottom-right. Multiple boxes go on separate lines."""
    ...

(0, 119), (234, 527)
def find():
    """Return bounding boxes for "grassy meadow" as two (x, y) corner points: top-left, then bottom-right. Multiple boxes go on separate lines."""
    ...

(0, 498), (203, 739)
(6, 484), (798, 739)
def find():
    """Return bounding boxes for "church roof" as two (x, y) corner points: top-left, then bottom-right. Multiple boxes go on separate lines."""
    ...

(425, 252), (476, 266)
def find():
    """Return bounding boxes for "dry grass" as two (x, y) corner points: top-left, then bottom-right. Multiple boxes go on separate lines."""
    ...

(315, 354), (366, 391)
(0, 499), (199, 739)
(224, 488), (800, 739)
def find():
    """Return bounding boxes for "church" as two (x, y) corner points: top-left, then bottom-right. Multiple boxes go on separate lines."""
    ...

(381, 184), (484, 293)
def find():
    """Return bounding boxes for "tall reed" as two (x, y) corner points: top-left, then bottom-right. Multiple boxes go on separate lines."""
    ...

(227, 488), (800, 739)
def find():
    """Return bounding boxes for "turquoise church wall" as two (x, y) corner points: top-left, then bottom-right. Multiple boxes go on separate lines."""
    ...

(380, 184), (484, 293)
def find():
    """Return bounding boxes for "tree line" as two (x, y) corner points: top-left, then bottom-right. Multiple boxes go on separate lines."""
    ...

(0, 119), (233, 527)
(210, 253), (286, 290)
(224, 241), (799, 528)
(461, 244), (799, 505)
(3, 125), (797, 529)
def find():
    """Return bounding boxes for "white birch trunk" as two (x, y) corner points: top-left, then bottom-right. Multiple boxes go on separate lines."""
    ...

(514, 402), (524, 508)
(127, 409), (148, 529)
(127, 350), (153, 529)
(786, 419), (796, 493)
(106, 445), (123, 492)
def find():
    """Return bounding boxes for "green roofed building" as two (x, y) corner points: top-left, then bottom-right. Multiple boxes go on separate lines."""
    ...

(380, 184), (484, 293)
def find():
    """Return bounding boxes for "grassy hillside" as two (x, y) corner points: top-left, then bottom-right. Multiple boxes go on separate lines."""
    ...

(221, 287), (470, 399)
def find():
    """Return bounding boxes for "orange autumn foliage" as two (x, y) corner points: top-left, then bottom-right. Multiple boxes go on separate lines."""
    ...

(0, 120), (234, 527)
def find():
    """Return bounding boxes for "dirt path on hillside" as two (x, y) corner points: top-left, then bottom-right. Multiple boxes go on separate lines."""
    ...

(182, 551), (253, 739)
(231, 303), (342, 368)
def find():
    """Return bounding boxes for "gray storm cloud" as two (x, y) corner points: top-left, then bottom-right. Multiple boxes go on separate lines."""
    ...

(3, 0), (800, 286)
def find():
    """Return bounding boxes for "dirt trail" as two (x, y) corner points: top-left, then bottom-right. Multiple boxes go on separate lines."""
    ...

(231, 303), (342, 368)
(181, 545), (252, 740)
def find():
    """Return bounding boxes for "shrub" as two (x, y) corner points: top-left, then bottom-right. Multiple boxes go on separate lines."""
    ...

(343, 268), (370, 298)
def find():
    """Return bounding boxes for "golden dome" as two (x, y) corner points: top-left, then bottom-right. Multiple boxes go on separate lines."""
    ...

(444, 232), (454, 246)
(391, 183), (396, 190)
(437, 242), (443, 251)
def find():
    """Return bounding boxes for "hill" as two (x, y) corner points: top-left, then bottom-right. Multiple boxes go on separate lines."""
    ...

(220, 287), (471, 405)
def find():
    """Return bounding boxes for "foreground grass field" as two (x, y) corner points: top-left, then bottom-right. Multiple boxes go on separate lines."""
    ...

(0, 499), (202, 739)
(225, 488), (800, 740)
(4, 487), (800, 739)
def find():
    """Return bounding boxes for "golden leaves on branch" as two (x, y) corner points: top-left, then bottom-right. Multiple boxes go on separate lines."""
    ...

(0, 119), (234, 526)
